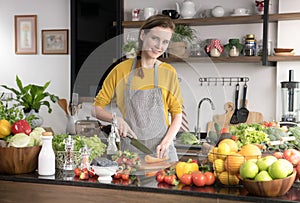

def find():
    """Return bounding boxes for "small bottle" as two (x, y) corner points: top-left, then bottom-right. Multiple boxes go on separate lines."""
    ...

(106, 124), (118, 155)
(38, 132), (55, 176)
(244, 34), (256, 56)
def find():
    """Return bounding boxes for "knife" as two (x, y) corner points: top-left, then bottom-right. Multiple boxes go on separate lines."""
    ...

(100, 125), (153, 154)
(127, 135), (153, 154)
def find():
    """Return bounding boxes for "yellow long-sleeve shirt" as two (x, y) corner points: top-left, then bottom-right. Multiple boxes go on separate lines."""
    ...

(94, 58), (183, 126)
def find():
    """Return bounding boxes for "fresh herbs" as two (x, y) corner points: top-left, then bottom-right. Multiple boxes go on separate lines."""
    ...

(230, 123), (270, 149)
(52, 134), (106, 161)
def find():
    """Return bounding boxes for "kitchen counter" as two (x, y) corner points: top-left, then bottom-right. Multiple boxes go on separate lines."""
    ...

(0, 169), (300, 203)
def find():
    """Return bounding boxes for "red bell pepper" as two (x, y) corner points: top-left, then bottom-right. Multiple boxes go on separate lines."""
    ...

(11, 120), (32, 135)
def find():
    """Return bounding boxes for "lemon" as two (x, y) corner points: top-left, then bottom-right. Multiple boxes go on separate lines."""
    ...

(217, 143), (231, 160)
(8, 133), (31, 147)
(214, 158), (225, 173)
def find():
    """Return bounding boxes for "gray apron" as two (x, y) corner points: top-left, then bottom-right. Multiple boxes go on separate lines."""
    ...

(121, 58), (178, 162)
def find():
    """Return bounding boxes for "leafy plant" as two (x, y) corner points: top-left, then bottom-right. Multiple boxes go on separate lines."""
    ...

(171, 24), (195, 43)
(1, 75), (59, 113)
(0, 93), (35, 125)
(122, 41), (138, 53)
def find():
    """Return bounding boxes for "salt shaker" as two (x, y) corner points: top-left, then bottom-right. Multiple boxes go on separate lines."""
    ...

(38, 132), (55, 176)
(63, 135), (75, 170)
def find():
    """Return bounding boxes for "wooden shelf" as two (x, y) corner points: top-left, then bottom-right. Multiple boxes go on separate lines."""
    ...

(119, 12), (300, 28)
(160, 56), (262, 63)
(160, 55), (300, 63)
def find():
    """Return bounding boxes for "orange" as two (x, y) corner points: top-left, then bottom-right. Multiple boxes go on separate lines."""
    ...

(239, 144), (262, 160)
(225, 152), (245, 174)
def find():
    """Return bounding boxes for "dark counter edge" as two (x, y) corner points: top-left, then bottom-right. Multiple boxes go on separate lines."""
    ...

(0, 174), (298, 203)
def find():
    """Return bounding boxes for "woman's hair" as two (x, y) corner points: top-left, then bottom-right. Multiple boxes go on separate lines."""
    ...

(137, 14), (175, 52)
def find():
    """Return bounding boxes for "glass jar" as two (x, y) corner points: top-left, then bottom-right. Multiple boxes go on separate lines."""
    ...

(244, 34), (256, 56)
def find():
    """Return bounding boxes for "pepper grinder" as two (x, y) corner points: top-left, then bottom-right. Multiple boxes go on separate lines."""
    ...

(106, 113), (119, 155)
(38, 132), (55, 176)
(63, 135), (75, 170)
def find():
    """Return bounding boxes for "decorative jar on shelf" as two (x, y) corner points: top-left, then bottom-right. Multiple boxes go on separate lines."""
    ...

(205, 39), (224, 57)
(224, 38), (244, 57)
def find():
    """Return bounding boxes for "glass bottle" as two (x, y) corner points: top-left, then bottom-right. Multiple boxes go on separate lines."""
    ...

(38, 132), (55, 176)
(244, 34), (257, 56)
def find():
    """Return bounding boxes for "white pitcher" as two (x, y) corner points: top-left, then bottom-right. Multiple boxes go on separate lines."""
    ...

(176, 0), (196, 19)
(143, 7), (158, 20)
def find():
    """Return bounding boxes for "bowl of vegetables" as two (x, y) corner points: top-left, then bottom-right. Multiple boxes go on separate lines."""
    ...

(0, 145), (41, 174)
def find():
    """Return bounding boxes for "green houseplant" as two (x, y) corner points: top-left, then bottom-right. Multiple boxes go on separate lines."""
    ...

(1, 75), (59, 114)
(168, 24), (195, 58)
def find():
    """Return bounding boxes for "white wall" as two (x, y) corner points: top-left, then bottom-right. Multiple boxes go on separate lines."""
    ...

(0, 0), (70, 133)
(1, 0), (298, 134)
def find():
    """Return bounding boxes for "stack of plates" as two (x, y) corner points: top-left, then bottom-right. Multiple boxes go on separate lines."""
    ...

(274, 48), (295, 56)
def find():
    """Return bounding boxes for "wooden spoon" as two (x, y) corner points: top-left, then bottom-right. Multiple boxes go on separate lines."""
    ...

(58, 98), (69, 116)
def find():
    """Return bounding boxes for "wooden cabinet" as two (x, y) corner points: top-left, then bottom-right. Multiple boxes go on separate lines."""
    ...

(118, 5), (300, 65)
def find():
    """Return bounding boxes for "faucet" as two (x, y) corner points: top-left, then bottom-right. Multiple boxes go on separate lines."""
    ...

(195, 98), (215, 141)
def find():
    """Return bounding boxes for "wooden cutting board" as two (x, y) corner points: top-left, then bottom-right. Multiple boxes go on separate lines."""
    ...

(207, 101), (263, 132)
(137, 161), (173, 170)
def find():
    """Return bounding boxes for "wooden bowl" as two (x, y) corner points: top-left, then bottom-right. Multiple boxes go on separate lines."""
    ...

(274, 48), (294, 53)
(242, 170), (296, 197)
(0, 146), (41, 174)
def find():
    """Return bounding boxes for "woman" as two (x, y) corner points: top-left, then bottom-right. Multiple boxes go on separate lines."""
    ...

(93, 14), (183, 161)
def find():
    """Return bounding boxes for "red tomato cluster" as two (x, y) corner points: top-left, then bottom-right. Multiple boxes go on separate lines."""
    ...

(263, 121), (279, 127)
(73, 167), (98, 180)
(155, 169), (216, 188)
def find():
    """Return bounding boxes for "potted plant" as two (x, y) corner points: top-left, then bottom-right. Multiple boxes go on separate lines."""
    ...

(168, 24), (195, 58)
(1, 75), (59, 114)
(122, 41), (138, 58)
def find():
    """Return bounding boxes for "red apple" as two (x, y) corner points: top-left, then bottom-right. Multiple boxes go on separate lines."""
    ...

(296, 164), (300, 180)
(283, 149), (300, 166)
(273, 151), (283, 159)
(79, 171), (89, 180)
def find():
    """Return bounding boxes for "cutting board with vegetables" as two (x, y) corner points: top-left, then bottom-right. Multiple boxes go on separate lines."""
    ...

(207, 101), (263, 132)
(138, 161), (173, 170)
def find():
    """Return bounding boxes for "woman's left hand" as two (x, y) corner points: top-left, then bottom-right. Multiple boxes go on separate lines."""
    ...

(156, 144), (168, 159)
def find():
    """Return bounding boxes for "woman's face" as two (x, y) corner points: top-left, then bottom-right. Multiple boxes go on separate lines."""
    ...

(140, 27), (173, 59)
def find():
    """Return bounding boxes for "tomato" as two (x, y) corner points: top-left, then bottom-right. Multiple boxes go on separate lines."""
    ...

(73, 168), (81, 177)
(156, 174), (165, 183)
(164, 174), (178, 185)
(113, 172), (122, 179)
(121, 173), (129, 181)
(204, 171), (215, 186)
(180, 173), (193, 185)
(220, 127), (229, 134)
(192, 171), (207, 187)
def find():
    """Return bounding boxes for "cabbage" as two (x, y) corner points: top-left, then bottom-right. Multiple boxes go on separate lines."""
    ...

(8, 133), (31, 147)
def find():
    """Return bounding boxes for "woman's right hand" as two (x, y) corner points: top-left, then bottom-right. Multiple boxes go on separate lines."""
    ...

(116, 117), (137, 139)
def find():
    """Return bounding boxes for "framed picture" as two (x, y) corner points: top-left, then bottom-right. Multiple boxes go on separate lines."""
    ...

(14, 15), (37, 54)
(42, 29), (69, 54)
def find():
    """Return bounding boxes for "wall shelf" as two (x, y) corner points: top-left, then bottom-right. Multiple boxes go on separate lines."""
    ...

(118, 12), (300, 28)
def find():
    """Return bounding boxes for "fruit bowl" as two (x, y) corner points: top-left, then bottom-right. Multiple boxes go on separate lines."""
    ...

(242, 170), (296, 197)
(0, 146), (41, 174)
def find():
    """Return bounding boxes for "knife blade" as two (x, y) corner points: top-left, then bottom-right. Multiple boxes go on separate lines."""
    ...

(128, 137), (153, 154)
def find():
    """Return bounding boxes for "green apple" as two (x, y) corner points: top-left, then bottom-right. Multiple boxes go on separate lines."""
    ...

(268, 159), (294, 179)
(254, 170), (273, 181)
(239, 160), (259, 179)
(256, 155), (277, 171)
